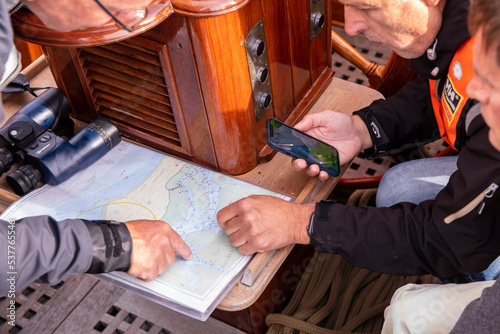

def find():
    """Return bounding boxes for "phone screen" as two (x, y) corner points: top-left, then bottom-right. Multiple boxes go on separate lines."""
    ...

(266, 118), (340, 176)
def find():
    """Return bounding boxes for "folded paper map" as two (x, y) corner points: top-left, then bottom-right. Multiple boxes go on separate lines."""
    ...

(0, 141), (284, 320)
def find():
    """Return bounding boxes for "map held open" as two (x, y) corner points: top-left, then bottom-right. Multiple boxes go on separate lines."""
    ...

(0, 141), (283, 320)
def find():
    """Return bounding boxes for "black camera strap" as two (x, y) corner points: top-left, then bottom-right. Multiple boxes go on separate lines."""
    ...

(2, 73), (50, 97)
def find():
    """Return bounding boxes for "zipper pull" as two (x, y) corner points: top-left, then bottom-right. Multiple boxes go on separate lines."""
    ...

(478, 183), (499, 214)
(485, 183), (499, 198)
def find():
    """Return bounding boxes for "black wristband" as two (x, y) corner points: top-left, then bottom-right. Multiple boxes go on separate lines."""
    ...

(83, 220), (132, 274)
(308, 200), (343, 254)
(354, 108), (391, 158)
(308, 200), (334, 245)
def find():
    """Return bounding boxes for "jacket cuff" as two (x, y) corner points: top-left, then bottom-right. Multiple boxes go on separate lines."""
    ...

(309, 200), (339, 253)
(82, 220), (132, 274)
(354, 106), (391, 159)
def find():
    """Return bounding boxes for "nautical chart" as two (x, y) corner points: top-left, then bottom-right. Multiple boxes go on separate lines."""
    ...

(0, 141), (284, 320)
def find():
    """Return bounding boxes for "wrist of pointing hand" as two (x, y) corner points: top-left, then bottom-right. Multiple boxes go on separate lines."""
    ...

(83, 220), (132, 274)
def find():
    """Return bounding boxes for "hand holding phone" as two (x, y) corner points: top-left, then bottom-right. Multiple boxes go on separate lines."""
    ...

(266, 118), (341, 176)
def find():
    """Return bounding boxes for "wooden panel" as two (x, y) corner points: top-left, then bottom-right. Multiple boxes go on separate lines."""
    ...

(187, 0), (266, 175)
(13, 39), (43, 69)
(287, 0), (312, 105)
(44, 24), (219, 169)
(260, 0), (294, 122)
(310, 0), (331, 83)
(42, 47), (96, 122)
(40, 0), (333, 176)
(158, 14), (218, 169)
(331, 0), (345, 26)
(70, 40), (193, 156)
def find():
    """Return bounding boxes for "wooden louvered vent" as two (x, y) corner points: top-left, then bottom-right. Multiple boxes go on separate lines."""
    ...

(76, 37), (182, 149)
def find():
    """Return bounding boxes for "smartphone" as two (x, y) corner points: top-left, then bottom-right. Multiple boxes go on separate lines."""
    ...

(266, 118), (341, 176)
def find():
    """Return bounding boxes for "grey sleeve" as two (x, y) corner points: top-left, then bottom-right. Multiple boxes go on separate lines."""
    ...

(0, 216), (132, 296)
(450, 278), (500, 333)
(0, 216), (93, 296)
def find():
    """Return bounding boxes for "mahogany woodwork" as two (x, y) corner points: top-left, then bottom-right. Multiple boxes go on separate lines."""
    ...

(331, 29), (387, 88)
(259, 0), (293, 122)
(10, 0), (174, 47)
(171, 0), (251, 16)
(331, 0), (345, 27)
(13, 38), (43, 69)
(13, 0), (333, 176)
(374, 52), (419, 98)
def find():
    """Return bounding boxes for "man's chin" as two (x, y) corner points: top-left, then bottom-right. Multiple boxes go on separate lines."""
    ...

(391, 48), (426, 60)
(360, 38), (422, 59)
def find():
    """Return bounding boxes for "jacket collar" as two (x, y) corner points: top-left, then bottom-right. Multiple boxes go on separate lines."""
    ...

(7, 0), (22, 14)
(411, 0), (471, 80)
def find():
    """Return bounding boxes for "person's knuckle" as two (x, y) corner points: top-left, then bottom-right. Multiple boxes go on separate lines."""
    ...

(229, 233), (239, 245)
(143, 274), (155, 281)
(237, 198), (253, 211)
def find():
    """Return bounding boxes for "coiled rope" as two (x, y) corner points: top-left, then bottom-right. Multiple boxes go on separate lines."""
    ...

(266, 252), (431, 334)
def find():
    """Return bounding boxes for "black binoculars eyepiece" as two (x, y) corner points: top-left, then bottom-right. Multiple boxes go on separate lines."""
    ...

(0, 88), (121, 195)
(0, 148), (14, 176)
(6, 165), (42, 196)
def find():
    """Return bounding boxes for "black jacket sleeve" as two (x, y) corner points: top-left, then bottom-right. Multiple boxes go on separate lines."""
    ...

(354, 76), (442, 159)
(310, 115), (500, 279)
(0, 216), (132, 296)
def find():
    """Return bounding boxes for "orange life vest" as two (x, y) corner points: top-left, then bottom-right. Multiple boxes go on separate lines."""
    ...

(429, 38), (475, 150)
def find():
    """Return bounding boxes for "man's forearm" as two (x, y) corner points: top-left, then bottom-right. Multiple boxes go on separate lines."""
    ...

(0, 216), (133, 296)
(0, 216), (93, 296)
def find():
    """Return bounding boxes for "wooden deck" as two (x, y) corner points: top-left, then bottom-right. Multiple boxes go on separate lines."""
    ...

(0, 275), (245, 334)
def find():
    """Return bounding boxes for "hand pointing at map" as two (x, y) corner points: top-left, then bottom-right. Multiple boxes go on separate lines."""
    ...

(125, 220), (193, 281)
(217, 195), (315, 255)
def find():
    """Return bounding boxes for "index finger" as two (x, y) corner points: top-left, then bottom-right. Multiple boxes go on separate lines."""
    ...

(167, 229), (193, 261)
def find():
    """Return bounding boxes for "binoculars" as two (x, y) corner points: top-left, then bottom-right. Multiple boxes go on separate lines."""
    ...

(0, 88), (121, 195)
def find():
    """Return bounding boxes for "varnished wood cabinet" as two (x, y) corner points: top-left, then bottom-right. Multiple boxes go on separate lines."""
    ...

(12, 0), (332, 175)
